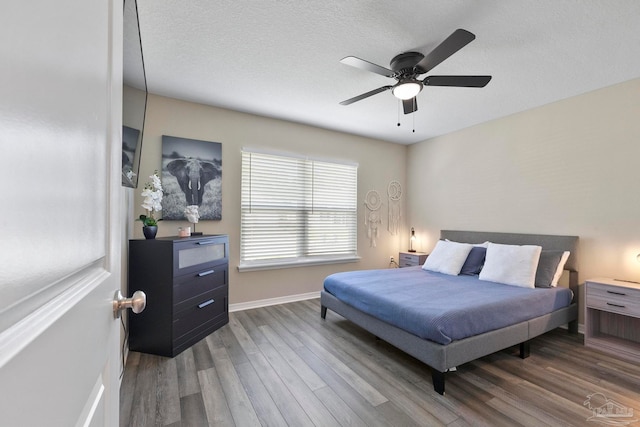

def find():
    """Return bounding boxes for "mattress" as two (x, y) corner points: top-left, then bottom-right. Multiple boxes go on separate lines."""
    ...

(323, 267), (573, 345)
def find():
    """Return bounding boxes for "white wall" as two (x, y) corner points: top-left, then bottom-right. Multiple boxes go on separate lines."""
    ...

(407, 78), (640, 321)
(134, 94), (407, 304)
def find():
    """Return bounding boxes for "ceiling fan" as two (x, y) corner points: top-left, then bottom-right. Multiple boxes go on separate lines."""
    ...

(339, 29), (491, 115)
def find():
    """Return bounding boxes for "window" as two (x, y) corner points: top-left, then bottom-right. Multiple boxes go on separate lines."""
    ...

(239, 149), (358, 271)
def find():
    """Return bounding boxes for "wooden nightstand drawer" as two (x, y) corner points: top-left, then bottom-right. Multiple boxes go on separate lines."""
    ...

(399, 252), (428, 268)
(587, 281), (640, 318)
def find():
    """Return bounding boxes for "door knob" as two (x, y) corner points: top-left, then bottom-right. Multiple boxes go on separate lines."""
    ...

(113, 290), (146, 318)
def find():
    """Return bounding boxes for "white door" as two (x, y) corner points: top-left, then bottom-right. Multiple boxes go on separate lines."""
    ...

(0, 0), (123, 426)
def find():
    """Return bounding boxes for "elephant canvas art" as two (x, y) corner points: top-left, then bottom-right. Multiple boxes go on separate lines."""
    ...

(161, 135), (222, 220)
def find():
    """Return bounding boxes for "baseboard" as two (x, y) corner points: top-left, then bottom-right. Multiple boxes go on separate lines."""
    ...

(229, 291), (321, 312)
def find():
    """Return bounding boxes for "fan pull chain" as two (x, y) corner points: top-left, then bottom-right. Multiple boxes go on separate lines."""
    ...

(412, 100), (415, 133)
(397, 100), (401, 127)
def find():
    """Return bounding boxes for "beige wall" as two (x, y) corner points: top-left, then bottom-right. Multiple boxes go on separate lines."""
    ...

(134, 94), (407, 304)
(407, 78), (640, 321)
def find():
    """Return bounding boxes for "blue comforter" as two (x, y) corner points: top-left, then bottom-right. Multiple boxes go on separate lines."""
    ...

(323, 267), (573, 345)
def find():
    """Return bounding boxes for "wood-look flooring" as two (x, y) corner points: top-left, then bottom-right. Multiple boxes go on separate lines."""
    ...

(120, 299), (640, 426)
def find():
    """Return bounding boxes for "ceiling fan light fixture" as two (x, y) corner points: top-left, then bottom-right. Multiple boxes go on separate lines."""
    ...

(392, 80), (422, 100)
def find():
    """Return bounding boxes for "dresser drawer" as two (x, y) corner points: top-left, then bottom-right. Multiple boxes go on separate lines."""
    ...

(587, 282), (640, 318)
(174, 265), (227, 308)
(173, 237), (228, 276)
(174, 287), (228, 340)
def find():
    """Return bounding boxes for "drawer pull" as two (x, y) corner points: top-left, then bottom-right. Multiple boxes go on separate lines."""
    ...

(198, 269), (215, 277)
(198, 299), (215, 309)
(606, 290), (627, 296)
(197, 240), (218, 246)
(606, 302), (625, 308)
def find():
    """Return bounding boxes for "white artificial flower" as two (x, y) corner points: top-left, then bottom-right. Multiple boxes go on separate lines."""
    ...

(140, 172), (164, 216)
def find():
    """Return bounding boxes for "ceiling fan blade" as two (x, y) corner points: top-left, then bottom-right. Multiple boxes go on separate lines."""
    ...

(402, 98), (417, 114)
(415, 29), (476, 74)
(424, 75), (492, 87)
(340, 56), (395, 78)
(340, 86), (393, 105)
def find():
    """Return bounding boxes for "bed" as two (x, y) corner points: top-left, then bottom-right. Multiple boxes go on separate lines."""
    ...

(320, 230), (579, 395)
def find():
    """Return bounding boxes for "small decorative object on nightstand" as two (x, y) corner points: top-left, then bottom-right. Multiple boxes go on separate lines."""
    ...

(584, 278), (640, 363)
(408, 227), (417, 252)
(399, 251), (428, 268)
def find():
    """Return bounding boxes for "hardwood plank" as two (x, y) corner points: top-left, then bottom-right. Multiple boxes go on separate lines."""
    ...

(180, 393), (208, 427)
(375, 400), (423, 427)
(259, 340), (341, 426)
(294, 329), (388, 406)
(228, 314), (316, 426)
(216, 323), (251, 366)
(175, 347), (199, 397)
(154, 355), (181, 425)
(227, 314), (260, 356)
(276, 303), (388, 407)
(245, 350), (315, 426)
(127, 353), (160, 427)
(456, 369), (567, 427)
(191, 337), (214, 371)
(231, 310), (265, 352)
(259, 324), (327, 391)
(234, 361), (288, 427)
(119, 351), (139, 426)
(260, 305), (305, 349)
(197, 367), (236, 427)
(295, 346), (392, 427)
(314, 385), (369, 427)
(208, 345), (261, 426)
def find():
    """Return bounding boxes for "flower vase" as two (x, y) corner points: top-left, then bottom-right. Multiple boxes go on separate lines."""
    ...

(143, 225), (158, 239)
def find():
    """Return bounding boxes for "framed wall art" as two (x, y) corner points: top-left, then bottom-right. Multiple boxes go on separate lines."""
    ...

(161, 135), (222, 220)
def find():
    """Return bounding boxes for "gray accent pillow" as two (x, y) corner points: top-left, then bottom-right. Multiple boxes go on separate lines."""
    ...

(535, 250), (565, 288)
(460, 246), (487, 275)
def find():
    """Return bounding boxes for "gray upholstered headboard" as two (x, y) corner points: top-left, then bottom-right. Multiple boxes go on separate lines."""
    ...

(440, 230), (579, 272)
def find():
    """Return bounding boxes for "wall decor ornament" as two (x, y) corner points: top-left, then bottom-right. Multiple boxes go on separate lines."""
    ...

(184, 205), (201, 235)
(387, 180), (402, 235)
(364, 190), (382, 247)
(161, 135), (222, 220)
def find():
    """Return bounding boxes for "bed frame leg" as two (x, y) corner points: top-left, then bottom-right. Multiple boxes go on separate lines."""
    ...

(519, 341), (530, 359)
(432, 370), (445, 395)
(320, 305), (327, 319)
(568, 319), (578, 334)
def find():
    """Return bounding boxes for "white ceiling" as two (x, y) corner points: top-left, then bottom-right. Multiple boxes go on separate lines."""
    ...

(128, 1), (640, 145)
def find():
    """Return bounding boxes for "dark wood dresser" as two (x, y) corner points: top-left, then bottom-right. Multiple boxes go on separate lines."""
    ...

(128, 234), (229, 357)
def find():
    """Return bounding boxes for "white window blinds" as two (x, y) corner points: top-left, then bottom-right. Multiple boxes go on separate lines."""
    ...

(240, 149), (358, 268)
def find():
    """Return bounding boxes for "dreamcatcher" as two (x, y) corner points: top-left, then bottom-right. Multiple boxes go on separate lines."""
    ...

(364, 190), (382, 247)
(387, 180), (402, 235)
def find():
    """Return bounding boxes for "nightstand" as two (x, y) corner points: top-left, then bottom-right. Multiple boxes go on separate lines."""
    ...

(399, 251), (428, 268)
(585, 278), (640, 363)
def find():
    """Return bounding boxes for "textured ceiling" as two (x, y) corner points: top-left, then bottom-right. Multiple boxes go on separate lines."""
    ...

(126, 1), (640, 145)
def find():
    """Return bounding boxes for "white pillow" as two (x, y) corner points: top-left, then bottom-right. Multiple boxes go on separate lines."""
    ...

(422, 240), (473, 275)
(551, 251), (570, 286)
(479, 243), (542, 288)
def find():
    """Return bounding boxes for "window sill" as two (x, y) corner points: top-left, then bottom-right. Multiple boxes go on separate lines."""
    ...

(238, 256), (360, 272)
